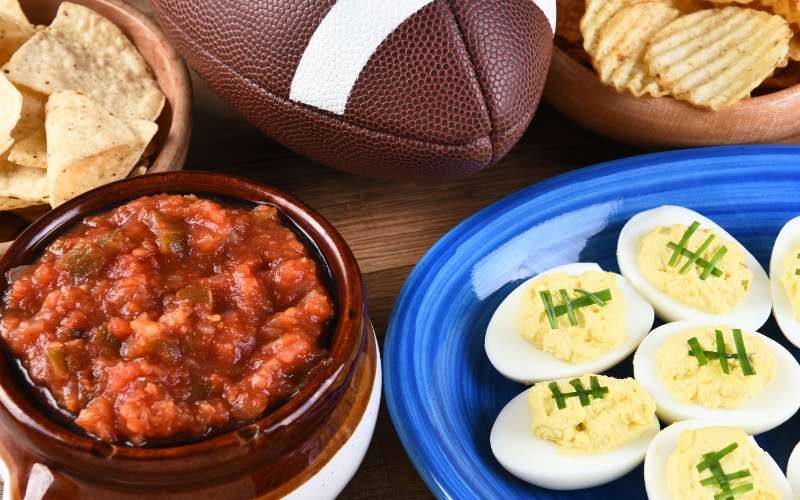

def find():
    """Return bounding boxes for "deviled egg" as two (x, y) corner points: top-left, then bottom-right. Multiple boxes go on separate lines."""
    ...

(644, 420), (792, 500)
(485, 262), (654, 383)
(786, 441), (800, 496)
(618, 206), (771, 331)
(769, 215), (800, 348)
(490, 374), (659, 490)
(633, 320), (800, 434)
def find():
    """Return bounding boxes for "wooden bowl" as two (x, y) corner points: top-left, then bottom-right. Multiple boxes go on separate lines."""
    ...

(0, 172), (379, 499)
(0, 0), (194, 255)
(544, 47), (800, 147)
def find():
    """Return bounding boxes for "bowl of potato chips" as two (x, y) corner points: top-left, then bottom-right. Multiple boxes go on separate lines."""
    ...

(0, 0), (191, 251)
(546, 0), (800, 147)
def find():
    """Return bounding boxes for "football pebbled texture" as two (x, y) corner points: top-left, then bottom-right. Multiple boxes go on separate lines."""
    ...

(150, 0), (555, 180)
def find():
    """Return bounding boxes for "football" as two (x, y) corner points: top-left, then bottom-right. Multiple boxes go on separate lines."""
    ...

(150, 0), (555, 180)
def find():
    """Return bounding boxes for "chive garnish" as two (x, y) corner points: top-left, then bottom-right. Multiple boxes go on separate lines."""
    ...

(666, 243), (724, 278)
(697, 442), (738, 471)
(548, 376), (608, 409)
(573, 288), (607, 307)
(538, 288), (613, 329)
(688, 330), (755, 375)
(680, 234), (715, 274)
(688, 337), (708, 366)
(560, 289), (578, 326)
(549, 382), (567, 410)
(665, 221), (727, 279)
(714, 484), (754, 500)
(669, 221), (700, 266)
(697, 442), (753, 500)
(700, 246), (728, 280)
(569, 378), (591, 406)
(732, 329), (755, 376)
(795, 269), (800, 276)
(716, 329), (729, 374)
(700, 469), (751, 486)
(540, 290), (557, 329)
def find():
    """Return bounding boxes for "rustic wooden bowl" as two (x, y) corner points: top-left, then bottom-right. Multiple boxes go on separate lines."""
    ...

(0, 0), (194, 254)
(0, 172), (378, 499)
(544, 47), (800, 148)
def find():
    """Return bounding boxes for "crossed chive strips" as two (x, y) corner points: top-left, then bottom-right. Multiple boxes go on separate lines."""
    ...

(687, 329), (755, 376)
(697, 442), (753, 500)
(548, 376), (609, 410)
(667, 221), (727, 280)
(538, 288), (612, 330)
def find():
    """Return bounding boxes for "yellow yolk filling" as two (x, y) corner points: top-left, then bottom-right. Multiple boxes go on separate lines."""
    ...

(655, 326), (775, 409)
(638, 224), (751, 313)
(667, 427), (780, 500)
(517, 271), (626, 363)
(528, 374), (655, 454)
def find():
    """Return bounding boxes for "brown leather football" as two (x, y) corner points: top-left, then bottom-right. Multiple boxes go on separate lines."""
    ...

(149, 0), (555, 180)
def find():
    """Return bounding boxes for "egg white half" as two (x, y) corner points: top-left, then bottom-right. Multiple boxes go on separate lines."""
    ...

(484, 262), (655, 383)
(770, 215), (800, 348)
(644, 420), (792, 500)
(787, 441), (800, 497)
(617, 205), (771, 331)
(633, 320), (800, 435)
(490, 387), (660, 490)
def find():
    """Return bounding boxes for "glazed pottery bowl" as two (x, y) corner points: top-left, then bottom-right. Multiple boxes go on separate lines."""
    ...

(0, 172), (380, 499)
(544, 47), (800, 148)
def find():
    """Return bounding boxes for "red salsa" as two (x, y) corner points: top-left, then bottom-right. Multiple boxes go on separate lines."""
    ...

(0, 195), (334, 445)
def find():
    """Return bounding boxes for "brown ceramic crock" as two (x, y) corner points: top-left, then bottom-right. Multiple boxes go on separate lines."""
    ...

(0, 172), (377, 499)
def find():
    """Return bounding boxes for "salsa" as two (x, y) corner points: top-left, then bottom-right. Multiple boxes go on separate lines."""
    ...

(0, 195), (334, 445)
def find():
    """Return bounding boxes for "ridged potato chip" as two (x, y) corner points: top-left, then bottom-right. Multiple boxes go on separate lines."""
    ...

(593, 2), (680, 97)
(762, 0), (800, 25)
(557, 0), (585, 44)
(581, 0), (663, 56)
(645, 7), (791, 109)
(672, 0), (712, 11)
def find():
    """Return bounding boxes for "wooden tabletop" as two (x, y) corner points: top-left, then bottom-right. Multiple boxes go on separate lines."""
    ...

(179, 56), (636, 499)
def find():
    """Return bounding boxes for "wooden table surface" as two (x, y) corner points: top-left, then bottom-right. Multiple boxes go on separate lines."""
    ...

(179, 56), (636, 499)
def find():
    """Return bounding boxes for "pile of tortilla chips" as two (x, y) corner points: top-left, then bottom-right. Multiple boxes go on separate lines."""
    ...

(556, 0), (800, 110)
(0, 0), (163, 214)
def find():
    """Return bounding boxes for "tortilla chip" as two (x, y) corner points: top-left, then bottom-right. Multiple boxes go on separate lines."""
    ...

(0, 155), (48, 209)
(0, 0), (31, 27)
(2, 2), (165, 121)
(46, 91), (155, 207)
(0, 12), (35, 65)
(0, 72), (21, 156)
(8, 126), (45, 168)
(7, 87), (45, 168)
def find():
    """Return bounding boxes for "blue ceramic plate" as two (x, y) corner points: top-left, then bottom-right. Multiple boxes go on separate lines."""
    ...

(383, 146), (800, 500)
